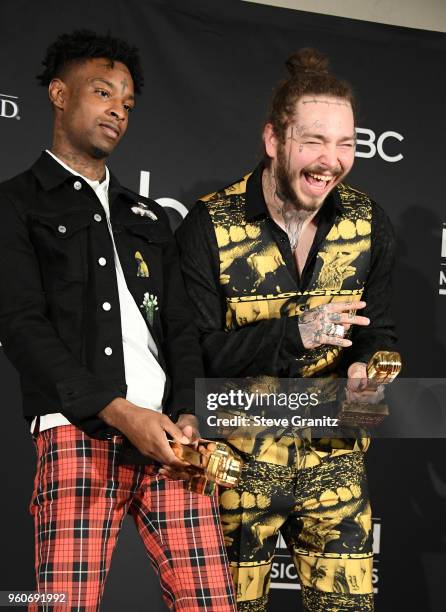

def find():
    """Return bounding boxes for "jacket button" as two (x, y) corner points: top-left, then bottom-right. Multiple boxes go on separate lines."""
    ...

(102, 302), (111, 311)
(58, 225), (67, 234)
(73, 180), (82, 190)
(104, 347), (113, 356)
(98, 257), (107, 266)
(94, 213), (102, 222)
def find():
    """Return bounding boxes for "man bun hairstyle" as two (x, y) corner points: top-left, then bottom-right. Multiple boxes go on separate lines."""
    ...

(285, 48), (330, 77)
(37, 29), (144, 94)
(267, 47), (356, 144)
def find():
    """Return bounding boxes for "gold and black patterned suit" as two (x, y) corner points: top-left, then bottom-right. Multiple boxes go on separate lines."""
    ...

(202, 173), (372, 377)
(176, 164), (397, 612)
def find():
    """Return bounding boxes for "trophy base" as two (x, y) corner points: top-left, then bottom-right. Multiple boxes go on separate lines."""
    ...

(169, 439), (242, 496)
(187, 475), (217, 496)
(338, 402), (389, 427)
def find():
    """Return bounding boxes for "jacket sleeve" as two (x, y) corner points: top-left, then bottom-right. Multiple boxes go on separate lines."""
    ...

(175, 202), (304, 377)
(157, 208), (205, 420)
(340, 201), (398, 369)
(0, 194), (124, 423)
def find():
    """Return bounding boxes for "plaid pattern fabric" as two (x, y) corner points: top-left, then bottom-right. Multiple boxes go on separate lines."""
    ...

(29, 425), (236, 611)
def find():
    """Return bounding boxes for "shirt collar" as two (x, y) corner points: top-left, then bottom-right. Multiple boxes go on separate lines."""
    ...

(245, 161), (343, 223)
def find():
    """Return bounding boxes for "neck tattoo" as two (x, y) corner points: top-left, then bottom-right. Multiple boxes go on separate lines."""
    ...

(51, 148), (105, 182)
(263, 168), (311, 251)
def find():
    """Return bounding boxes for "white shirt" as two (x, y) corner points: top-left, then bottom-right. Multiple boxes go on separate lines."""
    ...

(32, 151), (166, 432)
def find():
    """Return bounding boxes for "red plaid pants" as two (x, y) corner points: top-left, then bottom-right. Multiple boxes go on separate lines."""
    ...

(29, 425), (236, 611)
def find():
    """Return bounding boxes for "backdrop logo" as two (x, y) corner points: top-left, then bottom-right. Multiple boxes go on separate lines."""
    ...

(0, 93), (20, 120)
(355, 128), (403, 162)
(270, 517), (381, 594)
(440, 225), (446, 295)
(139, 170), (188, 225)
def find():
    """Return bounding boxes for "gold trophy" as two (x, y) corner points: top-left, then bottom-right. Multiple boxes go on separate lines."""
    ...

(169, 439), (243, 496)
(339, 351), (402, 427)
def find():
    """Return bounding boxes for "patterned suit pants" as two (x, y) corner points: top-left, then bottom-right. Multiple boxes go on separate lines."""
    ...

(220, 436), (374, 612)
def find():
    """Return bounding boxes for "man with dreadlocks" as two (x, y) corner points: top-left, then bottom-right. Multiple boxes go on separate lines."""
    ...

(0, 31), (236, 611)
(175, 49), (396, 611)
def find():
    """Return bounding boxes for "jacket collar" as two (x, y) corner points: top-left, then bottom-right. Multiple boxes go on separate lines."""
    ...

(31, 151), (128, 199)
(31, 151), (75, 191)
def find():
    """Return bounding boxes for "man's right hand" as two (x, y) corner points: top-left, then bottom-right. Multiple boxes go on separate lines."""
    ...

(99, 398), (191, 468)
(298, 301), (369, 349)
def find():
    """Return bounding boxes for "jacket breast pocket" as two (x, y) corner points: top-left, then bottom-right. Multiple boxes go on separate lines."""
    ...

(123, 220), (171, 283)
(30, 210), (93, 286)
(119, 220), (172, 333)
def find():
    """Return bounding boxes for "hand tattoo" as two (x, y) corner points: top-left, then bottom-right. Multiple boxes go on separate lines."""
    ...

(298, 304), (346, 349)
(297, 311), (318, 324)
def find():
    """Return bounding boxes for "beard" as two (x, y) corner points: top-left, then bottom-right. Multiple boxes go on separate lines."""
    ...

(90, 144), (110, 159)
(275, 144), (342, 212)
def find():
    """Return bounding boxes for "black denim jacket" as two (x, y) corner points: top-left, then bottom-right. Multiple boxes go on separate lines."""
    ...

(0, 152), (202, 440)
